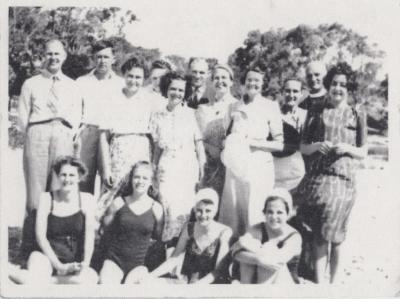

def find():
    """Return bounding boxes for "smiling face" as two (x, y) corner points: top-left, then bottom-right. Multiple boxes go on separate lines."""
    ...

(195, 200), (217, 226)
(283, 80), (302, 107)
(329, 74), (348, 105)
(94, 47), (114, 75)
(212, 68), (232, 96)
(131, 165), (153, 195)
(190, 60), (209, 89)
(57, 164), (80, 192)
(244, 71), (263, 97)
(167, 79), (186, 108)
(124, 67), (144, 93)
(264, 198), (289, 231)
(44, 41), (66, 74)
(306, 62), (326, 93)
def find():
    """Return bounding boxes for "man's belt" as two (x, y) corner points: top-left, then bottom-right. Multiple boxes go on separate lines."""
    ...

(28, 117), (72, 129)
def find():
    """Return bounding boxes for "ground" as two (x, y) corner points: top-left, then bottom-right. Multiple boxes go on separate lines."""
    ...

(5, 135), (400, 294)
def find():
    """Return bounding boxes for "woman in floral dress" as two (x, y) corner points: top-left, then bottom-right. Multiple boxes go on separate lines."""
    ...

(195, 64), (237, 197)
(296, 62), (367, 283)
(150, 71), (206, 244)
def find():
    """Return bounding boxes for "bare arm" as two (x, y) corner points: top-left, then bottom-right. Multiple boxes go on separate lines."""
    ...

(150, 224), (189, 278)
(17, 80), (31, 132)
(81, 193), (96, 267)
(35, 193), (65, 271)
(196, 227), (233, 284)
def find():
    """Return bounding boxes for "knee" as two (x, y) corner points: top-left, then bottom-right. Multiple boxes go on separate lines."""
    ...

(125, 266), (149, 284)
(78, 267), (99, 284)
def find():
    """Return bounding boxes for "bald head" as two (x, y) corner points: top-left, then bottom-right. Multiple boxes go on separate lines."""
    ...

(44, 40), (67, 74)
(306, 61), (326, 93)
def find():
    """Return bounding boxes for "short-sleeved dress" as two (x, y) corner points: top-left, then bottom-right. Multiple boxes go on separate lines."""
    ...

(150, 105), (202, 242)
(218, 95), (283, 238)
(195, 94), (236, 197)
(295, 101), (367, 243)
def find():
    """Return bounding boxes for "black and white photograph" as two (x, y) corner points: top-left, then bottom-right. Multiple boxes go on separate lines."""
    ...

(1, 0), (399, 297)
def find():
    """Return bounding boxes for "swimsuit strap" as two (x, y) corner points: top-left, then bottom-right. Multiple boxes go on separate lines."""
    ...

(78, 191), (82, 211)
(277, 231), (299, 249)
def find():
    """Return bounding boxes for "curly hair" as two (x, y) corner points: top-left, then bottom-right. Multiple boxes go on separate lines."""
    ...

(52, 155), (88, 181)
(121, 56), (149, 78)
(240, 65), (269, 86)
(323, 62), (358, 92)
(119, 161), (156, 197)
(151, 59), (172, 71)
(159, 71), (191, 99)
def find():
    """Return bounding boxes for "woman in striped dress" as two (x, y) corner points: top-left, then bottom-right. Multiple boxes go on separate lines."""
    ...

(295, 62), (367, 283)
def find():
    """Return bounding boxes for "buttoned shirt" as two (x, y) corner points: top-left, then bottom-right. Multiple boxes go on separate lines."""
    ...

(18, 70), (82, 132)
(76, 69), (124, 126)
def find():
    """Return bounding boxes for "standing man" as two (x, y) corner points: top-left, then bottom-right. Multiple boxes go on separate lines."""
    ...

(75, 40), (123, 194)
(299, 61), (327, 111)
(186, 57), (211, 109)
(18, 39), (82, 213)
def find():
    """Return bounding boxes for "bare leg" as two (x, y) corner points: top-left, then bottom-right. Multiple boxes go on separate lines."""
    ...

(329, 242), (342, 283)
(54, 267), (98, 284)
(239, 262), (257, 284)
(9, 251), (53, 284)
(313, 238), (329, 284)
(125, 266), (149, 283)
(99, 259), (124, 284)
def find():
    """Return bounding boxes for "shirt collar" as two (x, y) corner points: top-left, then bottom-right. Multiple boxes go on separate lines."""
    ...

(89, 68), (118, 80)
(41, 69), (66, 80)
(308, 88), (327, 98)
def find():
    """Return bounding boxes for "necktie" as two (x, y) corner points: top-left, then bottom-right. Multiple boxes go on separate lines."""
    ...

(48, 76), (60, 114)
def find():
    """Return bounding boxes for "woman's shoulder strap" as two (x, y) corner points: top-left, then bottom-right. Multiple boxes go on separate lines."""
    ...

(277, 230), (300, 248)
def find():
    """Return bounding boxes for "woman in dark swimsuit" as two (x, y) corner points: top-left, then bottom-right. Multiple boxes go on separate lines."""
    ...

(99, 161), (163, 284)
(148, 188), (232, 284)
(8, 156), (98, 284)
(232, 188), (302, 284)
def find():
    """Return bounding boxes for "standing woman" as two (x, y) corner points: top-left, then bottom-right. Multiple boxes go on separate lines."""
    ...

(98, 57), (157, 215)
(195, 64), (237, 197)
(9, 156), (98, 284)
(219, 66), (284, 239)
(99, 161), (163, 284)
(150, 71), (206, 244)
(296, 62), (367, 283)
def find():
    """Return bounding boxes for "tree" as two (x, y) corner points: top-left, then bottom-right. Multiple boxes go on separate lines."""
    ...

(228, 23), (387, 133)
(8, 6), (139, 95)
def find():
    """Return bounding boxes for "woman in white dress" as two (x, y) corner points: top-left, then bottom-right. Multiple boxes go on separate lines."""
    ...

(150, 71), (206, 244)
(219, 66), (284, 239)
(195, 64), (237, 197)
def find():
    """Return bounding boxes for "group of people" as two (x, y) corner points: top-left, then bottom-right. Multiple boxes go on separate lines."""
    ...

(8, 38), (367, 285)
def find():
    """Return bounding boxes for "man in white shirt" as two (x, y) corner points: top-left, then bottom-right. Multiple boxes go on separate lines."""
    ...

(18, 39), (82, 213)
(75, 40), (123, 194)
(186, 57), (211, 109)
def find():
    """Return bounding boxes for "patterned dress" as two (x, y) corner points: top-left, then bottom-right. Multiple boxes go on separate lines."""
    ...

(195, 94), (236, 197)
(219, 95), (283, 238)
(150, 105), (202, 242)
(295, 101), (367, 243)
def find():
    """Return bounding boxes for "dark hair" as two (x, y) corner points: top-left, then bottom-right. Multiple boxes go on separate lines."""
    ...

(52, 155), (87, 180)
(121, 56), (149, 78)
(120, 161), (155, 197)
(323, 62), (358, 93)
(151, 59), (172, 71)
(262, 196), (289, 215)
(92, 40), (114, 55)
(240, 65), (268, 85)
(159, 71), (191, 99)
(282, 76), (304, 90)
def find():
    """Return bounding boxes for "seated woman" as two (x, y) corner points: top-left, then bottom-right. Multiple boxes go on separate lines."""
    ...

(99, 161), (163, 284)
(148, 188), (232, 284)
(231, 188), (302, 284)
(8, 156), (98, 284)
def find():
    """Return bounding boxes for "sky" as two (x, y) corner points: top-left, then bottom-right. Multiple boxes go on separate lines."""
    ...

(113, 0), (398, 66)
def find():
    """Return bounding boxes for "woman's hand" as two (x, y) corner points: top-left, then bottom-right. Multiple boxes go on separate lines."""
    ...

(333, 143), (352, 155)
(55, 262), (81, 275)
(314, 141), (333, 155)
(102, 173), (114, 189)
